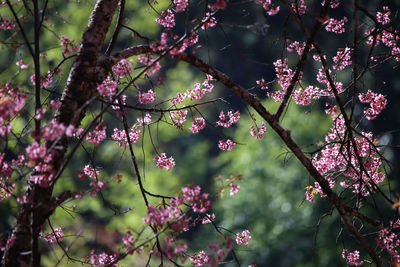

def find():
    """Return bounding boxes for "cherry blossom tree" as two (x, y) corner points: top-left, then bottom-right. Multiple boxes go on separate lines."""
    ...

(0, 0), (399, 266)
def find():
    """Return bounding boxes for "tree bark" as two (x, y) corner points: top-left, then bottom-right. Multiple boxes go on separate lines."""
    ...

(2, 0), (119, 265)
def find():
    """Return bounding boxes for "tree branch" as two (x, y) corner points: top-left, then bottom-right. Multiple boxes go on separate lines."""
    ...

(2, 0), (120, 265)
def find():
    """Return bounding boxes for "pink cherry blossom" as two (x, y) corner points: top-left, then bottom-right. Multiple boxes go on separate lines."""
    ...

(40, 227), (63, 244)
(250, 121), (266, 139)
(170, 110), (188, 128)
(97, 77), (117, 97)
(156, 9), (175, 28)
(325, 17), (348, 34)
(60, 35), (78, 55)
(291, 0), (306, 15)
(256, 78), (268, 90)
(332, 47), (352, 70)
(0, 19), (15, 30)
(86, 125), (107, 146)
(111, 127), (141, 146)
(236, 230), (251, 245)
(173, 0), (189, 13)
(217, 110), (240, 128)
(190, 117), (206, 134)
(83, 165), (99, 179)
(202, 213), (215, 224)
(88, 250), (117, 267)
(16, 59), (29, 69)
(376, 6), (390, 25)
(342, 249), (363, 266)
(201, 13), (217, 30)
(139, 89), (156, 104)
(358, 90), (387, 120)
(170, 92), (187, 105)
(112, 59), (134, 78)
(153, 153), (175, 170)
(137, 113), (152, 126)
(229, 183), (240, 196)
(218, 139), (236, 151)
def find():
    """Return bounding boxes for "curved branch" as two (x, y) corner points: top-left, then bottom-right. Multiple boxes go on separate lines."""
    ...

(174, 53), (383, 266)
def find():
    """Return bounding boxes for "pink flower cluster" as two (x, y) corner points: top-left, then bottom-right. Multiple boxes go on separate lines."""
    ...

(229, 183), (240, 196)
(143, 205), (175, 227)
(25, 140), (55, 187)
(86, 125), (107, 146)
(256, 78), (268, 90)
(138, 89), (156, 104)
(173, 0), (189, 13)
(138, 55), (161, 75)
(235, 230), (251, 245)
(83, 164), (99, 179)
(40, 228), (64, 244)
(201, 13), (217, 30)
(332, 47), (352, 71)
(168, 32), (199, 55)
(190, 250), (211, 266)
(250, 121), (266, 139)
(30, 71), (53, 89)
(202, 213), (216, 224)
(41, 120), (66, 141)
(292, 85), (320, 106)
(358, 90), (387, 120)
(137, 113), (152, 126)
(60, 35), (78, 55)
(16, 59), (29, 70)
(321, 0), (340, 8)
(111, 127), (141, 147)
(153, 153), (175, 170)
(0, 19), (15, 30)
(376, 220), (400, 263)
(50, 99), (61, 110)
(190, 243), (231, 267)
(376, 6), (390, 25)
(182, 185), (211, 213)
(142, 185), (210, 232)
(164, 236), (188, 262)
(217, 110), (240, 128)
(291, 0), (306, 15)
(286, 40), (309, 56)
(342, 249), (363, 266)
(310, 113), (385, 199)
(156, 9), (175, 28)
(170, 92), (187, 105)
(325, 17), (348, 34)
(170, 75), (214, 104)
(97, 77), (117, 97)
(170, 110), (188, 128)
(88, 250), (117, 267)
(218, 139), (235, 151)
(186, 76), (214, 100)
(268, 58), (302, 102)
(0, 84), (28, 137)
(122, 231), (135, 255)
(190, 117), (206, 134)
(0, 153), (15, 201)
(255, 0), (280, 16)
(112, 59), (134, 78)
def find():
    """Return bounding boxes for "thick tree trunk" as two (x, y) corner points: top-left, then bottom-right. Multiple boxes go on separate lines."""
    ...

(2, 0), (119, 265)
